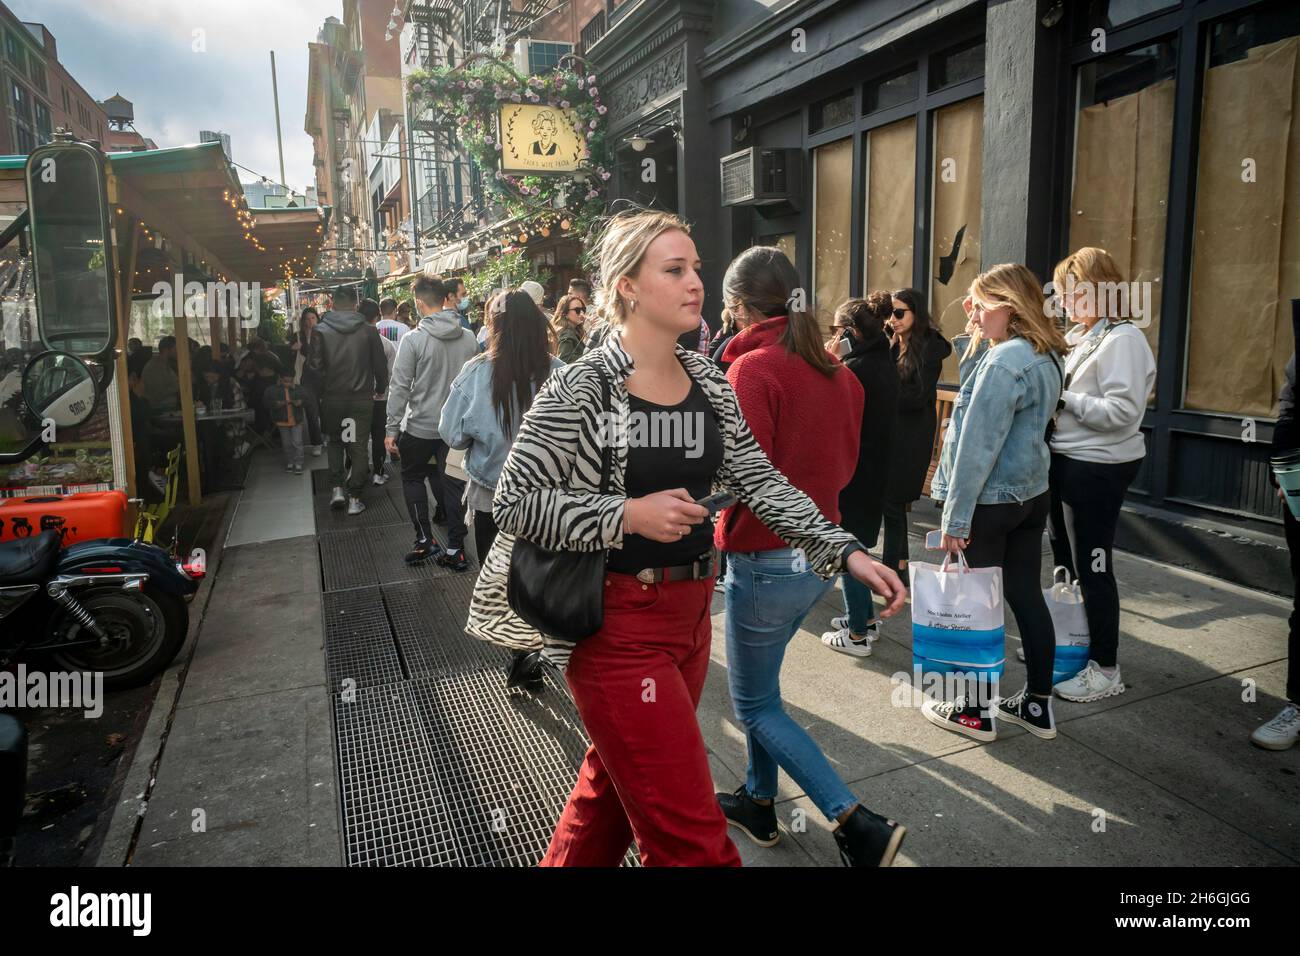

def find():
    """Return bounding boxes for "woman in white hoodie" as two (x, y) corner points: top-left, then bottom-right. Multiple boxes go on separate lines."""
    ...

(1047, 247), (1156, 703)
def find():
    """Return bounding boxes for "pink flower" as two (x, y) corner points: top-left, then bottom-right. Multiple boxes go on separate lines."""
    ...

(600, 170), (610, 181)
(596, 105), (607, 114)
(559, 100), (570, 109)
(587, 74), (596, 84)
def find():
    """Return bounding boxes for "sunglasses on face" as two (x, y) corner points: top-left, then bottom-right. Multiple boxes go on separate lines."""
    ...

(569, 305), (586, 314)
(891, 308), (910, 319)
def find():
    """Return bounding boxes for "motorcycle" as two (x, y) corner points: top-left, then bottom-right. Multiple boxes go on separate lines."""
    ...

(0, 531), (202, 691)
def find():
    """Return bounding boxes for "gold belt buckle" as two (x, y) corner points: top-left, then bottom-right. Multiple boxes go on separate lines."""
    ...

(635, 568), (655, 584)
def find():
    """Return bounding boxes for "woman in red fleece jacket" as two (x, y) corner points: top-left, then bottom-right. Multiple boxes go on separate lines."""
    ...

(714, 246), (908, 867)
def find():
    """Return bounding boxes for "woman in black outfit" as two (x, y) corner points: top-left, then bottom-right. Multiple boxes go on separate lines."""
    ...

(821, 293), (901, 655)
(882, 288), (951, 588)
(293, 307), (324, 453)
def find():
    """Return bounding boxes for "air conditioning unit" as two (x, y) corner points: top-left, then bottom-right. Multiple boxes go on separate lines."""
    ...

(719, 147), (801, 207)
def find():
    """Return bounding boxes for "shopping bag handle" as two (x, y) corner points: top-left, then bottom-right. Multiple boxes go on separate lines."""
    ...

(939, 549), (971, 574)
(1052, 565), (1072, 586)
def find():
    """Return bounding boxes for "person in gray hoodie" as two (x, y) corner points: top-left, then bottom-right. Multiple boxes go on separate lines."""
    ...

(310, 285), (390, 514)
(385, 274), (479, 569)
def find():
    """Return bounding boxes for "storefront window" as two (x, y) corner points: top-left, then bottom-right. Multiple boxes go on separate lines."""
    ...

(863, 117), (915, 293)
(1069, 40), (1175, 373)
(864, 67), (918, 114)
(1185, 4), (1300, 417)
(929, 96), (982, 382)
(812, 137), (852, 332)
(1072, 0), (1181, 40)
(768, 232), (796, 268)
(810, 91), (854, 133)
(929, 37), (984, 91)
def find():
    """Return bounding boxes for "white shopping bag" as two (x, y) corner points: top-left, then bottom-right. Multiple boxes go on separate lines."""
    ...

(443, 445), (469, 483)
(1043, 567), (1089, 682)
(911, 551), (1006, 676)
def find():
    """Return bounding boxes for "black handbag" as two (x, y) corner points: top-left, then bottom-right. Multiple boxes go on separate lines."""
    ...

(506, 365), (612, 643)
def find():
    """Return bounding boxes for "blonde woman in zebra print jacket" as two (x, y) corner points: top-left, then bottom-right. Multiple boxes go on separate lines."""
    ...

(465, 211), (904, 865)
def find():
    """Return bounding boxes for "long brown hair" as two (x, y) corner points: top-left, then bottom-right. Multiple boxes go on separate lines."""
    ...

(489, 290), (555, 433)
(551, 293), (586, 337)
(723, 246), (839, 378)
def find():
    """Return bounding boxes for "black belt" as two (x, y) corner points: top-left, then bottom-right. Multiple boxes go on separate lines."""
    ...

(631, 549), (720, 584)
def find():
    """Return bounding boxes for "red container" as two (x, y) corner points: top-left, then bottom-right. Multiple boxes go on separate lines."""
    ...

(0, 491), (128, 546)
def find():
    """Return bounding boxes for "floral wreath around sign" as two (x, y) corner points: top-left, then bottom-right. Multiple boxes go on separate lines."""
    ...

(406, 57), (611, 237)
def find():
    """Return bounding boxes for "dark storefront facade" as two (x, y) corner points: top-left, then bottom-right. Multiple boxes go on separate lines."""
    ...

(588, 0), (1300, 591)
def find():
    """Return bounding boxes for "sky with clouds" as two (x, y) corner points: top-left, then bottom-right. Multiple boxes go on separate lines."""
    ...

(11, 0), (351, 193)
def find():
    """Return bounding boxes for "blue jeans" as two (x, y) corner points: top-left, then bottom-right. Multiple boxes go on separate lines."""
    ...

(724, 549), (859, 823)
(841, 573), (877, 634)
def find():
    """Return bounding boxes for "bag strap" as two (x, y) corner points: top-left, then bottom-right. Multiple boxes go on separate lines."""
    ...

(595, 362), (612, 495)
(1064, 319), (1129, 390)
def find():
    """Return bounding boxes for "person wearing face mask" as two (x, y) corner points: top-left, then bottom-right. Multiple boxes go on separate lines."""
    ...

(923, 264), (1067, 743)
(466, 210), (907, 867)
(447, 277), (472, 330)
(1044, 247), (1155, 704)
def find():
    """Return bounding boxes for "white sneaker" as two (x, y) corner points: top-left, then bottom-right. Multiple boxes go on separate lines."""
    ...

(312, 445), (323, 457)
(1053, 660), (1125, 702)
(347, 497), (366, 516)
(372, 472), (388, 485)
(821, 627), (872, 657)
(285, 461), (294, 473)
(329, 487), (346, 510)
(1016, 646), (1025, 663)
(829, 616), (881, 642)
(1251, 703), (1300, 751)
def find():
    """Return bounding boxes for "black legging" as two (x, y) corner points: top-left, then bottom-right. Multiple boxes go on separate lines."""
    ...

(882, 500), (910, 587)
(961, 492), (1054, 696)
(1048, 453), (1141, 668)
(473, 508), (498, 565)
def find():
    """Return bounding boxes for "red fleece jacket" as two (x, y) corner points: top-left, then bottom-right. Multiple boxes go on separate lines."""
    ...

(715, 315), (864, 554)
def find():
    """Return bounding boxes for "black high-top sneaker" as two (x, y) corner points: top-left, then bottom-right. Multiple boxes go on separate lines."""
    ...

(833, 805), (907, 867)
(715, 786), (779, 847)
(921, 695), (996, 741)
(996, 688), (1057, 739)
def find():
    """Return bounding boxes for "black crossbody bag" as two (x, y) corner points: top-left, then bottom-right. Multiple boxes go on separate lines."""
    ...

(507, 365), (612, 643)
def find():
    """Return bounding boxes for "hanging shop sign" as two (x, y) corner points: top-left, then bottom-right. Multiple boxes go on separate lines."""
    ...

(499, 104), (586, 174)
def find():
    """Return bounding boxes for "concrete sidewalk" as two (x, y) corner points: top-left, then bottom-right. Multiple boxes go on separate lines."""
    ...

(100, 450), (341, 866)
(701, 548), (1298, 866)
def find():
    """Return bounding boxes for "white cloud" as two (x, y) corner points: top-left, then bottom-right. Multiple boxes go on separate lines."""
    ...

(11, 0), (347, 193)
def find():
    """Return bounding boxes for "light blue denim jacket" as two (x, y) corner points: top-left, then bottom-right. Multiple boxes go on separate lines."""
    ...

(438, 354), (565, 490)
(930, 336), (1063, 538)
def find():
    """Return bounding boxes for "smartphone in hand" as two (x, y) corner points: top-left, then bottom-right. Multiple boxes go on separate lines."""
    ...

(925, 529), (943, 550)
(695, 491), (738, 515)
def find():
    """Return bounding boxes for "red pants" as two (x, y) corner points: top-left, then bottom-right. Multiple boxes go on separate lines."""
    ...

(540, 573), (741, 867)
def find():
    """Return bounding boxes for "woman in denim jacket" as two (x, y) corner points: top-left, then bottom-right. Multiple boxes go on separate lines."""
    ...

(923, 263), (1067, 743)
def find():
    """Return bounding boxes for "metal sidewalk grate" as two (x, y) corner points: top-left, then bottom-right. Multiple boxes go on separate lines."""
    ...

(322, 587), (407, 691)
(334, 683), (463, 866)
(314, 491), (404, 530)
(383, 580), (509, 678)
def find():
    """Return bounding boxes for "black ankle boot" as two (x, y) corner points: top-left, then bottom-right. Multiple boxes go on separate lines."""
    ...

(833, 805), (906, 867)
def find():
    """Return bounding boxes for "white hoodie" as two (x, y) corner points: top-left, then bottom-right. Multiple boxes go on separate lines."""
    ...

(1050, 319), (1156, 464)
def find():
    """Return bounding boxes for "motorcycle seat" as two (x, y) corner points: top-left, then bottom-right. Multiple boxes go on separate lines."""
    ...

(0, 531), (60, 585)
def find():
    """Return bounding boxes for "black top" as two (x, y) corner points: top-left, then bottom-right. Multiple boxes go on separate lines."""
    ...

(608, 378), (723, 574)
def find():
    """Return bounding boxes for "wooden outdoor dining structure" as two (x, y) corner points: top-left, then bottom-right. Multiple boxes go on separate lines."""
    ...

(0, 139), (330, 510)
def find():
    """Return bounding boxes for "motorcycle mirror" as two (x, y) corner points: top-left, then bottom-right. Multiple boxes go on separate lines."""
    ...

(21, 350), (99, 430)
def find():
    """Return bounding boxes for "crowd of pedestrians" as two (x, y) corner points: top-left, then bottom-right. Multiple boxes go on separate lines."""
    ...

(277, 208), (1295, 867)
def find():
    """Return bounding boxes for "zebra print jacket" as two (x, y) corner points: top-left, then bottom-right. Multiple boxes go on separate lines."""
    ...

(464, 328), (861, 669)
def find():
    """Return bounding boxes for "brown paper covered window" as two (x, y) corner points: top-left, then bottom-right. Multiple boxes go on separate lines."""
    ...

(813, 137), (853, 333)
(929, 96), (983, 383)
(863, 117), (916, 295)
